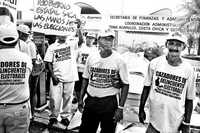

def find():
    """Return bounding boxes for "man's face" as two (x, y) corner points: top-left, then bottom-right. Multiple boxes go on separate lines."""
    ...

(166, 39), (184, 58)
(86, 36), (95, 46)
(18, 32), (29, 41)
(57, 36), (67, 43)
(98, 36), (114, 52)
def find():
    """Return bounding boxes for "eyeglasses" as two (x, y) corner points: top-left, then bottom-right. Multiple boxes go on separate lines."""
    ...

(167, 40), (184, 47)
(99, 36), (114, 41)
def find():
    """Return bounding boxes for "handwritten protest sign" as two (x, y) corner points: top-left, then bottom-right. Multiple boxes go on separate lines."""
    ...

(109, 15), (180, 33)
(0, 0), (17, 23)
(32, 0), (80, 36)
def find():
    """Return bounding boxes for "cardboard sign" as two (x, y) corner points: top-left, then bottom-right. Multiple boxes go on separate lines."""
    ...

(109, 15), (179, 33)
(32, 0), (80, 36)
(0, 0), (17, 23)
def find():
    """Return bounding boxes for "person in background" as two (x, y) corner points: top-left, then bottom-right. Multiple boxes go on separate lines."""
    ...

(16, 24), (38, 119)
(44, 35), (57, 97)
(139, 32), (195, 133)
(0, 23), (32, 133)
(74, 32), (98, 103)
(16, 24), (37, 62)
(44, 34), (79, 128)
(78, 30), (129, 133)
(144, 46), (162, 62)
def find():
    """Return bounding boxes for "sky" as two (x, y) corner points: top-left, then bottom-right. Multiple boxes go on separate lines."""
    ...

(17, 0), (186, 15)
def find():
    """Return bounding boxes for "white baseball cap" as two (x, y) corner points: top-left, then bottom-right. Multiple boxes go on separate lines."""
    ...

(17, 24), (30, 35)
(166, 31), (187, 44)
(0, 23), (19, 44)
(86, 32), (96, 38)
(98, 30), (115, 38)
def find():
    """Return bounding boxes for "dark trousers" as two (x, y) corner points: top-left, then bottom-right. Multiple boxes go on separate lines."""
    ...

(79, 94), (118, 133)
(146, 123), (160, 133)
(74, 72), (83, 100)
(29, 75), (39, 115)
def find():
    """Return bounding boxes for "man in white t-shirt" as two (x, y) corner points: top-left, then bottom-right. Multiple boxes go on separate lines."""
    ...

(139, 32), (195, 133)
(74, 32), (98, 102)
(16, 24), (38, 118)
(0, 23), (32, 133)
(78, 30), (129, 133)
(44, 35), (78, 127)
(16, 24), (37, 61)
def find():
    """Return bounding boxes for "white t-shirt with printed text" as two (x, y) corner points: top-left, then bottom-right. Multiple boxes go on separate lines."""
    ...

(76, 44), (98, 73)
(0, 48), (32, 103)
(144, 55), (195, 133)
(15, 39), (37, 60)
(44, 41), (78, 82)
(83, 51), (129, 98)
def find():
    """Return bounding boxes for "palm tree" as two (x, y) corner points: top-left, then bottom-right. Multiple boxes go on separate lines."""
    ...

(177, 0), (200, 55)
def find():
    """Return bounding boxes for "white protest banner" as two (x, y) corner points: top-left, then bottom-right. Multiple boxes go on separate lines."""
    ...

(0, 0), (17, 23)
(109, 15), (180, 33)
(32, 0), (80, 36)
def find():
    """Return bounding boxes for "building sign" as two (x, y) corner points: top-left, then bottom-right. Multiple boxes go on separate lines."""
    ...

(109, 15), (180, 33)
(0, 0), (17, 23)
(32, 0), (80, 36)
(81, 14), (103, 30)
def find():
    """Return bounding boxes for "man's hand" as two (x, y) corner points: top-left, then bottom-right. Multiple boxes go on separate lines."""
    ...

(138, 109), (146, 124)
(78, 99), (84, 113)
(52, 76), (59, 85)
(178, 123), (190, 133)
(113, 108), (123, 123)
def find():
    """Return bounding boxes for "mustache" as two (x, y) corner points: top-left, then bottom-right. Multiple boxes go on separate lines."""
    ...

(168, 49), (179, 52)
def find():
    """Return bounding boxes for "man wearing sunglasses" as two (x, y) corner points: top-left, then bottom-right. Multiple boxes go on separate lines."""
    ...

(78, 30), (129, 133)
(139, 32), (195, 133)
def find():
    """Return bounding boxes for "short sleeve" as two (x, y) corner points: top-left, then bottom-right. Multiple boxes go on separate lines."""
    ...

(144, 61), (154, 86)
(44, 46), (54, 63)
(119, 59), (129, 84)
(186, 67), (196, 100)
(28, 41), (37, 59)
(82, 55), (90, 79)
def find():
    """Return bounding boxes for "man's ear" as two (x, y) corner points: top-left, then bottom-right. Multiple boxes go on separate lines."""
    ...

(182, 44), (186, 51)
(165, 41), (168, 48)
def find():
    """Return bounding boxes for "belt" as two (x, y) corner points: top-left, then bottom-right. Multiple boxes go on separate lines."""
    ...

(0, 98), (29, 106)
(86, 92), (116, 100)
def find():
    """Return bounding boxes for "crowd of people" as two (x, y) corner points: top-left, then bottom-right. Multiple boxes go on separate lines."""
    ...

(0, 7), (197, 133)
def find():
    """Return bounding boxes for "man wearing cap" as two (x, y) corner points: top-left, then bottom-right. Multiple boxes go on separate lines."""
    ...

(44, 35), (79, 127)
(78, 30), (129, 133)
(74, 32), (98, 102)
(16, 24), (37, 61)
(0, 23), (32, 132)
(139, 31), (195, 133)
(16, 24), (38, 118)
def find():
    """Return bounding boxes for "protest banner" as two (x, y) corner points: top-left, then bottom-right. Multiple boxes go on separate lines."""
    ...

(0, 0), (17, 23)
(109, 15), (180, 33)
(32, 0), (80, 36)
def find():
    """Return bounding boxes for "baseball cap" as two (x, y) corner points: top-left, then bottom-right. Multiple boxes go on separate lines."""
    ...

(17, 24), (30, 35)
(0, 7), (14, 24)
(0, 23), (19, 44)
(98, 30), (115, 38)
(166, 31), (187, 44)
(86, 32), (96, 38)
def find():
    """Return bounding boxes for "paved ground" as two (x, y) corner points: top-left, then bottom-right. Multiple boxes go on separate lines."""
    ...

(28, 94), (200, 133)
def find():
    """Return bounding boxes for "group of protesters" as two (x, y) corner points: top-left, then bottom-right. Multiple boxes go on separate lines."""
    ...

(0, 6), (197, 133)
